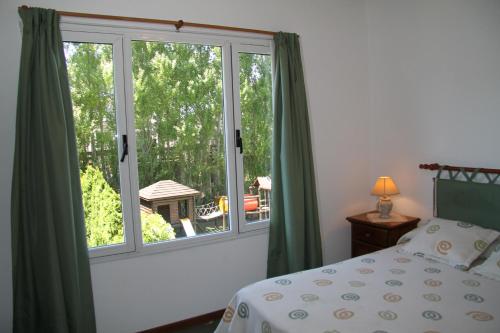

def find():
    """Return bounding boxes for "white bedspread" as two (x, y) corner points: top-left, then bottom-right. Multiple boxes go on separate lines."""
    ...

(215, 246), (500, 333)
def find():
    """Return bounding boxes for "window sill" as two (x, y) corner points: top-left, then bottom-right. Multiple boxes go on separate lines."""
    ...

(89, 226), (269, 265)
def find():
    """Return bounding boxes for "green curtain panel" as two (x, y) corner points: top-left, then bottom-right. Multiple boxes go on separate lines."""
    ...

(11, 8), (96, 333)
(267, 32), (323, 277)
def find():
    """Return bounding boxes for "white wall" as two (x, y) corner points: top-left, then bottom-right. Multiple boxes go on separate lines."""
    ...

(0, 0), (370, 331)
(3, 0), (499, 332)
(3, 0), (499, 331)
(366, 0), (500, 219)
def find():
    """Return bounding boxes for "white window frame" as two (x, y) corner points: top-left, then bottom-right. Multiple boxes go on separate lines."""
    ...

(123, 32), (240, 253)
(61, 18), (273, 260)
(231, 44), (273, 233)
(62, 30), (136, 258)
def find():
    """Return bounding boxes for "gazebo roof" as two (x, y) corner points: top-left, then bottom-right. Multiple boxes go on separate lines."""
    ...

(252, 176), (271, 191)
(139, 180), (200, 202)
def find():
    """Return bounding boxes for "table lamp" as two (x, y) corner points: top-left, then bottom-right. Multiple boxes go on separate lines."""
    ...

(371, 176), (400, 218)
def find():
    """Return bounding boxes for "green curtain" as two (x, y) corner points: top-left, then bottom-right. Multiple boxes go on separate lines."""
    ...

(11, 8), (96, 332)
(267, 32), (323, 277)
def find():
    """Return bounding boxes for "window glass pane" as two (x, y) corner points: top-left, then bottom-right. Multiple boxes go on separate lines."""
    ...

(64, 42), (125, 248)
(239, 53), (273, 223)
(131, 41), (229, 244)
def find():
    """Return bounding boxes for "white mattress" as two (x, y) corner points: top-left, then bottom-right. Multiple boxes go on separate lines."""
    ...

(215, 246), (500, 333)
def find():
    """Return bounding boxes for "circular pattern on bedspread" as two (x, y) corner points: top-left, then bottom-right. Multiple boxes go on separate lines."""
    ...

(457, 221), (473, 228)
(289, 309), (308, 320)
(385, 279), (403, 287)
(275, 279), (292, 286)
(426, 225), (440, 234)
(314, 279), (333, 286)
(378, 310), (398, 320)
(466, 311), (494, 321)
(436, 240), (452, 255)
(394, 257), (411, 263)
(474, 239), (488, 252)
(422, 310), (442, 321)
(464, 293), (484, 303)
(333, 308), (354, 320)
(341, 293), (360, 301)
(383, 292), (402, 303)
(263, 292), (283, 301)
(301, 294), (319, 302)
(424, 279), (442, 287)
(424, 267), (441, 274)
(422, 293), (441, 302)
(357, 268), (375, 274)
(237, 303), (249, 319)
(322, 268), (337, 274)
(454, 264), (468, 271)
(361, 258), (376, 264)
(222, 306), (235, 323)
(261, 321), (272, 333)
(389, 268), (406, 275)
(462, 279), (480, 287)
(348, 281), (366, 287)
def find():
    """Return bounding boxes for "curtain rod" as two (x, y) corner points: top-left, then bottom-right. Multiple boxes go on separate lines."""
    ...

(19, 6), (277, 36)
(419, 163), (500, 175)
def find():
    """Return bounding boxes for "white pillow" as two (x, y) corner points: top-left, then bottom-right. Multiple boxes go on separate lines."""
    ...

(397, 227), (419, 245)
(396, 219), (431, 245)
(400, 217), (500, 270)
(479, 237), (500, 259)
(471, 246), (500, 281)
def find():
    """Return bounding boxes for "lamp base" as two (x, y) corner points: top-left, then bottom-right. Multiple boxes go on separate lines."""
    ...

(377, 197), (393, 219)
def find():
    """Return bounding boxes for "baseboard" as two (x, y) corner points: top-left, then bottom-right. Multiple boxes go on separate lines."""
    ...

(138, 309), (225, 333)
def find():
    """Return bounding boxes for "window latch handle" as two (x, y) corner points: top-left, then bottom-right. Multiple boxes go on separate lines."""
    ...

(120, 134), (128, 162)
(235, 129), (243, 154)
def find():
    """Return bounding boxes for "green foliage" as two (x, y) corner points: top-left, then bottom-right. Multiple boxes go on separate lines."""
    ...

(66, 40), (272, 246)
(141, 212), (176, 243)
(132, 41), (226, 200)
(131, 42), (273, 197)
(240, 53), (273, 189)
(80, 164), (123, 247)
(65, 42), (119, 189)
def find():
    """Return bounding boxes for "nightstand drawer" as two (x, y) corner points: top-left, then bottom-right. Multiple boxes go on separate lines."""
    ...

(347, 211), (419, 258)
(352, 224), (388, 247)
(352, 240), (383, 257)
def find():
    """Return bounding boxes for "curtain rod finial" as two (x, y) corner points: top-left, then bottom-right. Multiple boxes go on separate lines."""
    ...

(175, 19), (184, 32)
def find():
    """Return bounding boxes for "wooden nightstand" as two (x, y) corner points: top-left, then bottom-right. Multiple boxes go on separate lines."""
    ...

(346, 211), (420, 257)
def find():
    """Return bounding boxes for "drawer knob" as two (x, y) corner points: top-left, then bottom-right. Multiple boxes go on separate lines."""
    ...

(364, 232), (371, 238)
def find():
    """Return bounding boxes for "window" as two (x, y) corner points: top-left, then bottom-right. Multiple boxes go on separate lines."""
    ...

(62, 21), (272, 258)
(233, 47), (273, 232)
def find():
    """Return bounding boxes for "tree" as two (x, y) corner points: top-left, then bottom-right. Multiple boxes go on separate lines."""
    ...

(80, 164), (123, 247)
(132, 41), (226, 201)
(65, 39), (273, 246)
(239, 53), (273, 189)
(141, 212), (176, 243)
(65, 42), (119, 190)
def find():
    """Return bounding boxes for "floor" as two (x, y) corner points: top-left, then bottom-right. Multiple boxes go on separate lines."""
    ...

(173, 318), (219, 333)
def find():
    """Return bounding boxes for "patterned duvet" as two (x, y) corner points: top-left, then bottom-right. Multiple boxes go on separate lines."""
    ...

(215, 246), (500, 333)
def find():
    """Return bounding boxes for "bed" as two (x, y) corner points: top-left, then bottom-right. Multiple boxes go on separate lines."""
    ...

(215, 164), (500, 333)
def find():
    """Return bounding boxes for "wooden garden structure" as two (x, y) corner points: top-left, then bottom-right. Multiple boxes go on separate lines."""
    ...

(139, 180), (201, 226)
(250, 176), (271, 220)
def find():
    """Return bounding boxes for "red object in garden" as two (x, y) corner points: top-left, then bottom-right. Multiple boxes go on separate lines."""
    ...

(243, 194), (259, 211)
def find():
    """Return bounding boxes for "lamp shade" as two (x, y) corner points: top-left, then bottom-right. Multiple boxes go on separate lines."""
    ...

(371, 176), (400, 197)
